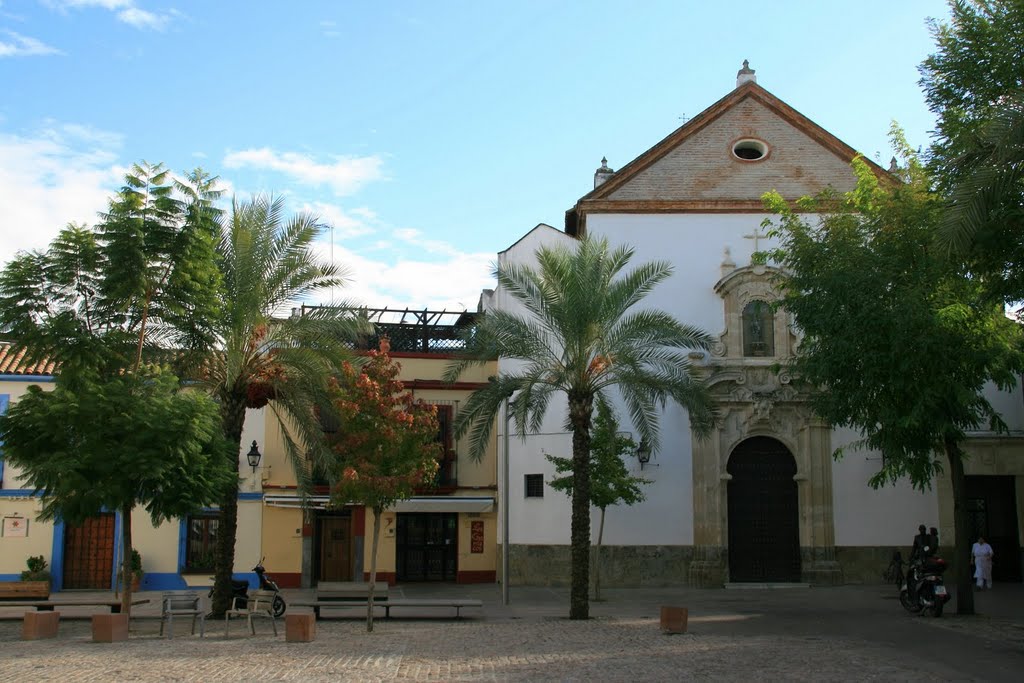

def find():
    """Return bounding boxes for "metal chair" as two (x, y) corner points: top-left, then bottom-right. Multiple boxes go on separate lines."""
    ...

(225, 589), (278, 637)
(159, 591), (205, 638)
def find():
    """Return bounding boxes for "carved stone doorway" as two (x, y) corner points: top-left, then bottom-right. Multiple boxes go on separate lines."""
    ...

(727, 437), (801, 582)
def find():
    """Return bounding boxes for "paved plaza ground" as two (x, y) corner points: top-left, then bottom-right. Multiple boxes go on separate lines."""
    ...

(1, 582), (1022, 681)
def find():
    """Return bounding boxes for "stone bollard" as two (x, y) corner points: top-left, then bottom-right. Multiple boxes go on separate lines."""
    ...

(286, 613), (316, 642)
(92, 613), (129, 642)
(22, 611), (60, 640)
(660, 606), (688, 634)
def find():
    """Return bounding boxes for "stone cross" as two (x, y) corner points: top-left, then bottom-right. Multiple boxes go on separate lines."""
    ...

(743, 227), (767, 253)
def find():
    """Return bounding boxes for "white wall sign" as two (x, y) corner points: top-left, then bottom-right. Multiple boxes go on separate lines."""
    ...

(2, 516), (28, 537)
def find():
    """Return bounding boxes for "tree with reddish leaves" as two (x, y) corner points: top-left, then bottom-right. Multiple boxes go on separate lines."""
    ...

(325, 342), (441, 632)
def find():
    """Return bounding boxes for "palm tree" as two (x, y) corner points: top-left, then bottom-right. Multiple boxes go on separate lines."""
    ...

(934, 100), (1024, 304)
(445, 236), (716, 620)
(185, 195), (367, 617)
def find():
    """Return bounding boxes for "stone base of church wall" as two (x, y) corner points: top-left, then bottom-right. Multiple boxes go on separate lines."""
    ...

(510, 544), (928, 587)
(509, 544), (694, 587)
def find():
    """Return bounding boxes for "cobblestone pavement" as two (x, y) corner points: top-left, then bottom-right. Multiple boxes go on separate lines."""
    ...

(1, 584), (1022, 682)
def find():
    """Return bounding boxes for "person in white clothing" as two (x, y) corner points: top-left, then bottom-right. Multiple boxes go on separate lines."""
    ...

(971, 535), (994, 590)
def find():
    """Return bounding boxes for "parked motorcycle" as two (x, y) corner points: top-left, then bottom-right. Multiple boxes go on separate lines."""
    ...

(254, 558), (287, 617)
(899, 549), (950, 617)
(208, 557), (286, 617)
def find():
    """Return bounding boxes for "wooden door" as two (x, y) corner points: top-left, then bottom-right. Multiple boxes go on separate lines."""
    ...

(727, 437), (801, 582)
(318, 515), (352, 582)
(63, 513), (116, 589)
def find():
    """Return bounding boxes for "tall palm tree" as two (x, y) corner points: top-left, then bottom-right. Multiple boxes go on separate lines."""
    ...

(185, 195), (367, 617)
(445, 236), (716, 620)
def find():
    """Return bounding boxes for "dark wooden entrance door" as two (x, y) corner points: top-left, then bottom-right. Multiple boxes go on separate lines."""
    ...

(63, 513), (116, 589)
(966, 475), (1021, 582)
(317, 513), (353, 582)
(396, 513), (457, 581)
(727, 437), (801, 582)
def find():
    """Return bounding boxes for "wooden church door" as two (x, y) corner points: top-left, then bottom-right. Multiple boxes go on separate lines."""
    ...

(727, 437), (801, 582)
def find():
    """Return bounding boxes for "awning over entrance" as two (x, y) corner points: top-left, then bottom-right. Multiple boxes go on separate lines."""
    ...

(263, 494), (494, 513)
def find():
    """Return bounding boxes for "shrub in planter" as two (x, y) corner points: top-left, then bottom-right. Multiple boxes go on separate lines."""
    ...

(20, 555), (52, 584)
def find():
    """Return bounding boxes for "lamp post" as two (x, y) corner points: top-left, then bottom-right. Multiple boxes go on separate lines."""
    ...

(247, 440), (262, 474)
(502, 396), (511, 606)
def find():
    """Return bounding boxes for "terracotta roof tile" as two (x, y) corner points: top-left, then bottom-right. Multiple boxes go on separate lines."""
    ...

(0, 344), (58, 376)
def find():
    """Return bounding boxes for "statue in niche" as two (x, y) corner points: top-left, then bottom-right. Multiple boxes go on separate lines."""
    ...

(742, 300), (774, 357)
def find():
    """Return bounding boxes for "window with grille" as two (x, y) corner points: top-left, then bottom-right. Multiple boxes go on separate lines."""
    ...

(185, 513), (219, 572)
(524, 474), (544, 498)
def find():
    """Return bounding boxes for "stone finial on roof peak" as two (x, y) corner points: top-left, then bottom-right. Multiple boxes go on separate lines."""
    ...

(594, 157), (615, 189)
(737, 59), (757, 87)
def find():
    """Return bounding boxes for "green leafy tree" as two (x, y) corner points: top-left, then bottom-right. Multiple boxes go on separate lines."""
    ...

(326, 345), (441, 632)
(185, 195), (368, 618)
(546, 401), (649, 601)
(0, 162), (225, 614)
(920, 1), (1024, 301)
(764, 145), (1024, 615)
(0, 368), (233, 613)
(445, 236), (715, 620)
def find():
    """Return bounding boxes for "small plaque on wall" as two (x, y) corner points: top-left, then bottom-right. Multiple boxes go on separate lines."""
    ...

(2, 516), (28, 537)
(470, 520), (484, 553)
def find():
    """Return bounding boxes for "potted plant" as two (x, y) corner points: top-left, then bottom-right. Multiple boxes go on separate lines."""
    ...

(19, 555), (52, 598)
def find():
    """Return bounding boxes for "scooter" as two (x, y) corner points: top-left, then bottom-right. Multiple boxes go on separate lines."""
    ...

(209, 558), (286, 617)
(899, 548), (950, 617)
(254, 558), (287, 617)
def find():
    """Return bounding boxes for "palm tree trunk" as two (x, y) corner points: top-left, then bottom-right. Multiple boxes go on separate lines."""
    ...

(945, 436), (974, 615)
(120, 503), (134, 617)
(367, 506), (382, 632)
(210, 393), (246, 618)
(594, 507), (605, 601)
(569, 393), (594, 620)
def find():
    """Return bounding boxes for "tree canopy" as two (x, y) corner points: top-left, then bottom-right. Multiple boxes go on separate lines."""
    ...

(765, 145), (1024, 614)
(327, 346), (441, 631)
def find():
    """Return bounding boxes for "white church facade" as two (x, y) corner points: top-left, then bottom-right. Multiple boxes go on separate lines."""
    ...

(487, 64), (1024, 586)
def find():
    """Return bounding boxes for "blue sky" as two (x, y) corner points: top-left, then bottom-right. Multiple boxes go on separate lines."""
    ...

(0, 0), (949, 310)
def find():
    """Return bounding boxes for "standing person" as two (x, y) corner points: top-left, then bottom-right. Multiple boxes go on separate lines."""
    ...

(971, 535), (995, 590)
(911, 524), (930, 561)
(929, 527), (940, 555)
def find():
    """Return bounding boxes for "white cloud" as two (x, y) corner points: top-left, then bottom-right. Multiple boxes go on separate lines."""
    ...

(0, 124), (124, 265)
(0, 30), (62, 57)
(223, 148), (385, 197)
(307, 241), (494, 312)
(47, 1), (174, 31)
(300, 201), (377, 240)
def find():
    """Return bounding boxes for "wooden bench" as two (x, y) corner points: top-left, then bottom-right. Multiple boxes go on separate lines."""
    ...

(0, 598), (149, 614)
(292, 581), (389, 620)
(0, 581), (50, 600)
(380, 598), (482, 619)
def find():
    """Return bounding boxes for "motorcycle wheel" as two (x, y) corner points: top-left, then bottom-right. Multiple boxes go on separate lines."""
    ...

(273, 594), (286, 618)
(926, 602), (944, 618)
(899, 588), (921, 613)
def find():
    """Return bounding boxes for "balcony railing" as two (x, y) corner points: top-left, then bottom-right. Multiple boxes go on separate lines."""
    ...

(300, 305), (478, 355)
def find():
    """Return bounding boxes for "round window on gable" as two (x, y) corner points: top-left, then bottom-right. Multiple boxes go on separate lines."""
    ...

(732, 139), (768, 162)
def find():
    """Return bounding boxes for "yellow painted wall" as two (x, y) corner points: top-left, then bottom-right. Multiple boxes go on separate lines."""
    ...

(261, 505), (304, 574)
(0, 498), (52, 575)
(363, 509), (397, 573)
(130, 511), (180, 575)
(457, 512), (497, 572)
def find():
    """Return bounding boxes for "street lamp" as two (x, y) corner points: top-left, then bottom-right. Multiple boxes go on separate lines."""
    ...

(636, 439), (653, 470)
(246, 441), (262, 474)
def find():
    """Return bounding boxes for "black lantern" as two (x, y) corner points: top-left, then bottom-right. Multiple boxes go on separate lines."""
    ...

(246, 441), (262, 473)
(636, 439), (652, 469)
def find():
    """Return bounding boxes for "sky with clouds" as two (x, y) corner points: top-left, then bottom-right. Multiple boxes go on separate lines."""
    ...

(1, 0), (949, 311)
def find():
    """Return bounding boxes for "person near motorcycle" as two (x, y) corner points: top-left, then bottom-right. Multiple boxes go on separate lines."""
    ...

(907, 524), (933, 600)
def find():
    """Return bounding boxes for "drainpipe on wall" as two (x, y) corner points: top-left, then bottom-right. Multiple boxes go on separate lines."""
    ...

(502, 397), (511, 606)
